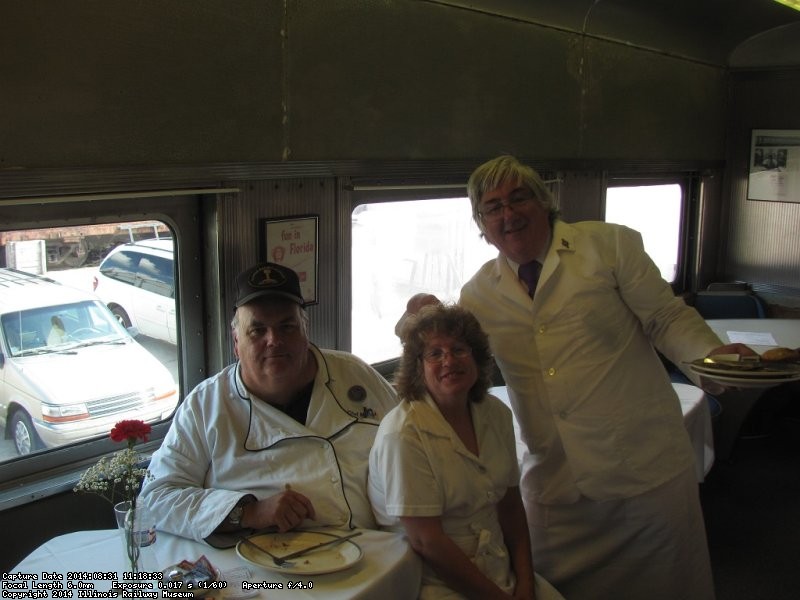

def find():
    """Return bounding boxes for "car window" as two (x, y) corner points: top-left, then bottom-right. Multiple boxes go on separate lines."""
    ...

(2, 301), (126, 355)
(99, 250), (141, 285)
(138, 255), (174, 298)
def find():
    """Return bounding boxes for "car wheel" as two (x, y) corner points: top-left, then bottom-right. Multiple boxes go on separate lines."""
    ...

(11, 411), (43, 456)
(110, 305), (132, 328)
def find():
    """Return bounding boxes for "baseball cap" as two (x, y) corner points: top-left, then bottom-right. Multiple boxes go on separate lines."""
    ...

(234, 263), (305, 308)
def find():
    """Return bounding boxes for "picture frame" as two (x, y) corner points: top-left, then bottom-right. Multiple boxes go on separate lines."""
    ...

(747, 129), (800, 203)
(260, 215), (319, 305)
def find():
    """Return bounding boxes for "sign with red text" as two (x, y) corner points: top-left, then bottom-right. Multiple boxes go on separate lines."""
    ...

(262, 215), (318, 304)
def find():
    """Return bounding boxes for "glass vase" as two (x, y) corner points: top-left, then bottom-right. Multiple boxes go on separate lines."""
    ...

(114, 500), (158, 576)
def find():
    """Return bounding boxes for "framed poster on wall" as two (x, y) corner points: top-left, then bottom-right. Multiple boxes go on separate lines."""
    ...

(260, 215), (319, 305)
(747, 129), (800, 203)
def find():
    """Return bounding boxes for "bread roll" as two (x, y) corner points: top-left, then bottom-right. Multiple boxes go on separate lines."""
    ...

(761, 347), (800, 362)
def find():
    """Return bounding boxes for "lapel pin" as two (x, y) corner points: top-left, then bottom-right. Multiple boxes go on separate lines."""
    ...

(348, 385), (367, 402)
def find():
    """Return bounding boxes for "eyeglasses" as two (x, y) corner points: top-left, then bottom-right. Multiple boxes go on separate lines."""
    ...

(477, 191), (535, 223)
(421, 346), (472, 364)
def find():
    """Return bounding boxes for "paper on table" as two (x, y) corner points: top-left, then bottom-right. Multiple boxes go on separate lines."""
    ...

(727, 331), (777, 346)
(219, 567), (258, 599)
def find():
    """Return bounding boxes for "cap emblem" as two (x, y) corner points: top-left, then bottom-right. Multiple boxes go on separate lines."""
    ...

(249, 266), (287, 289)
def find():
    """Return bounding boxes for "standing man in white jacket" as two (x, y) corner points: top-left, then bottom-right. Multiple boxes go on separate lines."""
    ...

(398, 155), (756, 600)
(140, 262), (397, 545)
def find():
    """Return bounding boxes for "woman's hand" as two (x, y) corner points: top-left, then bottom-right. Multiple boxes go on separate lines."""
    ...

(400, 516), (514, 599)
(499, 488), (537, 600)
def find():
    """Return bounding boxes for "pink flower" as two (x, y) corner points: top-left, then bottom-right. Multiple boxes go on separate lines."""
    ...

(110, 420), (152, 445)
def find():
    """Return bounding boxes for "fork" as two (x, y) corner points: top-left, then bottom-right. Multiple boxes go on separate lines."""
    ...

(239, 535), (294, 567)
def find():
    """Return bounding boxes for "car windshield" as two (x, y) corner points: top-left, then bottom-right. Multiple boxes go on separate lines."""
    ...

(2, 300), (129, 357)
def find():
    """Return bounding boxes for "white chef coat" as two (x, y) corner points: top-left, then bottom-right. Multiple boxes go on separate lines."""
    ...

(460, 220), (722, 504)
(140, 344), (397, 543)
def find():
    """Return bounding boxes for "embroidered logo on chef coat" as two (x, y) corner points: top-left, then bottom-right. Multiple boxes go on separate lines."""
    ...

(358, 407), (377, 419)
(344, 406), (378, 419)
(343, 385), (378, 419)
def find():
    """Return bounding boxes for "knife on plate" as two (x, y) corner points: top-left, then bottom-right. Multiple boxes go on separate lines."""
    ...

(276, 531), (363, 562)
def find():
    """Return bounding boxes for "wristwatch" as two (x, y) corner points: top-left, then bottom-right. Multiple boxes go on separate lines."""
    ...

(227, 505), (245, 526)
(227, 495), (255, 527)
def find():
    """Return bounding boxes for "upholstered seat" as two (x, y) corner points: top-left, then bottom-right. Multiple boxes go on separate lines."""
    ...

(691, 291), (767, 319)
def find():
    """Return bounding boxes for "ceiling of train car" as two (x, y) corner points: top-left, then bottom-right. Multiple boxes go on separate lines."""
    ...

(425, 0), (800, 66)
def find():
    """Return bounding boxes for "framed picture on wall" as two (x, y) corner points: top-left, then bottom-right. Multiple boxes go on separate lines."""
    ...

(260, 215), (319, 305)
(747, 129), (800, 203)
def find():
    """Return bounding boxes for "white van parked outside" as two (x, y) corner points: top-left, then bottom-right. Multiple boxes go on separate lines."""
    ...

(0, 268), (178, 455)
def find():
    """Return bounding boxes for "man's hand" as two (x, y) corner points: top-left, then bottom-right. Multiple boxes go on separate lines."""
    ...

(700, 343), (760, 394)
(242, 489), (316, 532)
(707, 343), (759, 359)
(395, 293), (442, 337)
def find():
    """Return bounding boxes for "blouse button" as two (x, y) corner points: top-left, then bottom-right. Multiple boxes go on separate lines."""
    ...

(538, 325), (546, 334)
(547, 367), (556, 376)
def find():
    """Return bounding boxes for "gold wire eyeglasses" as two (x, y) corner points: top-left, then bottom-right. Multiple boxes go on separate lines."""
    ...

(477, 191), (535, 223)
(421, 346), (472, 363)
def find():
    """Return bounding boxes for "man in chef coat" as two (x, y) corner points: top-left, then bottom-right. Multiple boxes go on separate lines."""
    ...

(140, 262), (398, 545)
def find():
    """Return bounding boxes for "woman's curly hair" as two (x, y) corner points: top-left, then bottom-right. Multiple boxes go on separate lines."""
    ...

(395, 303), (494, 404)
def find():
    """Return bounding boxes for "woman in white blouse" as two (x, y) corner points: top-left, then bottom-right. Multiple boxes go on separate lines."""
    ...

(369, 304), (563, 600)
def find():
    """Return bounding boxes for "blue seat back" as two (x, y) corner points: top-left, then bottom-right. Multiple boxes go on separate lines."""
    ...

(692, 291), (767, 319)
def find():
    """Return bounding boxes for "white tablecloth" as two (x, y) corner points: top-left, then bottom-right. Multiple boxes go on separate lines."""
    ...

(704, 318), (800, 460)
(490, 382), (714, 482)
(673, 383), (715, 481)
(705, 318), (800, 351)
(7, 528), (421, 600)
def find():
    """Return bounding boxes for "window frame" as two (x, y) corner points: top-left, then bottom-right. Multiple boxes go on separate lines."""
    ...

(0, 194), (207, 508)
(604, 174), (698, 294)
(348, 183), (496, 365)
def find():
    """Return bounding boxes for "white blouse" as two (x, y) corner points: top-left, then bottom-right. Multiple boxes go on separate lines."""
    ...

(369, 393), (519, 595)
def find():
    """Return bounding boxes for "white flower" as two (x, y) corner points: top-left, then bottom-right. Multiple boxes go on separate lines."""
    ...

(74, 446), (152, 506)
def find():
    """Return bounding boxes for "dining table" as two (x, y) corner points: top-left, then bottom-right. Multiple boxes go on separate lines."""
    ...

(5, 527), (422, 600)
(703, 318), (800, 460)
(490, 382), (715, 483)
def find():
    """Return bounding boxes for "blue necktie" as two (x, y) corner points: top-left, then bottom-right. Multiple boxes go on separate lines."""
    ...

(518, 261), (541, 297)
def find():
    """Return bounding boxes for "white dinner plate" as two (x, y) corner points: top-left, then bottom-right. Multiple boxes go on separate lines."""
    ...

(689, 361), (800, 378)
(236, 530), (363, 575)
(688, 364), (800, 388)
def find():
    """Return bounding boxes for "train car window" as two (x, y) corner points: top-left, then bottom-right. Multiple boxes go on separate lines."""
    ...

(0, 222), (179, 464)
(352, 197), (496, 363)
(605, 184), (683, 283)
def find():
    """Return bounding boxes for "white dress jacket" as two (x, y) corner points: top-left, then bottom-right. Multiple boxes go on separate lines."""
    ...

(140, 344), (398, 542)
(460, 220), (722, 504)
